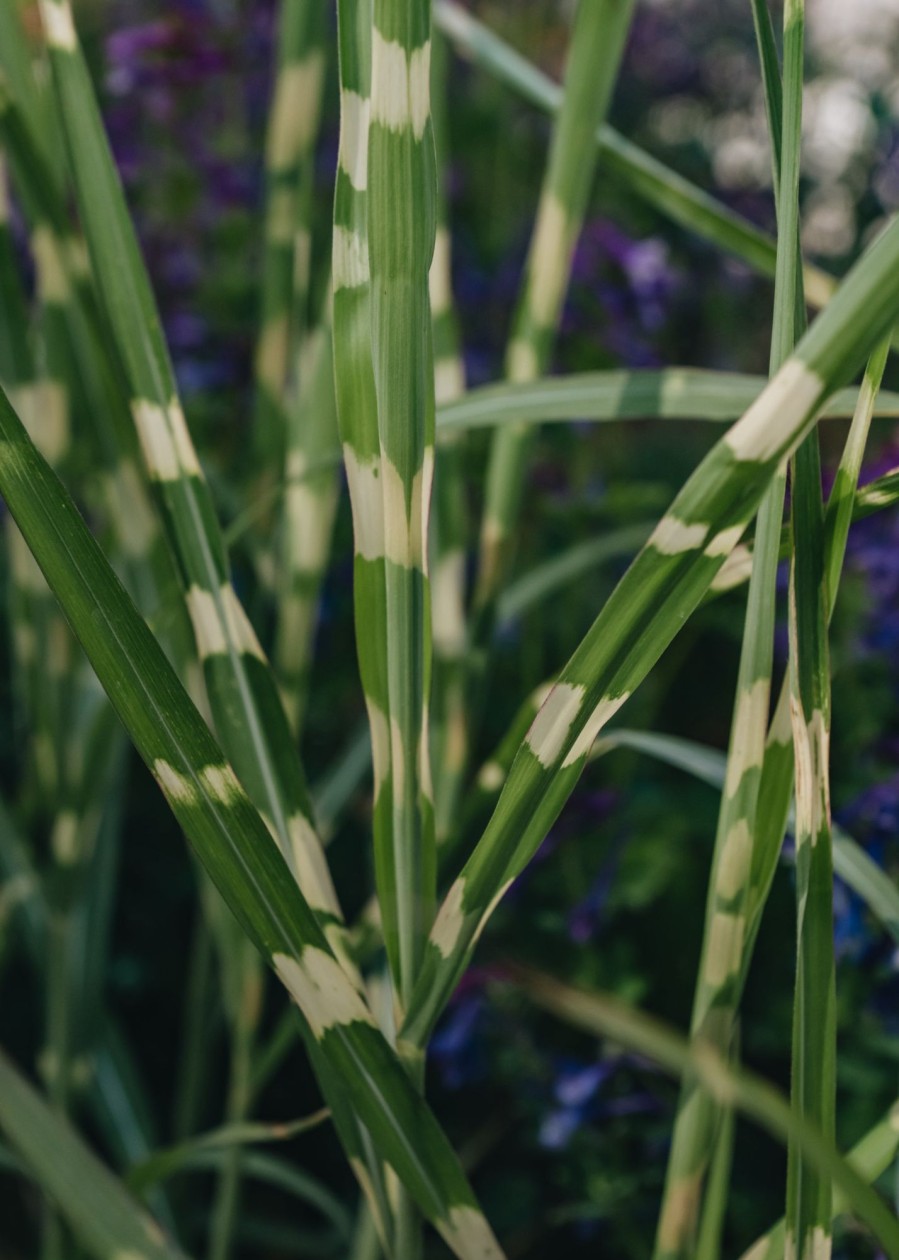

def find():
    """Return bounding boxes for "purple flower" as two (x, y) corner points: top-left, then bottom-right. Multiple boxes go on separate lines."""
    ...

(538, 1057), (618, 1150)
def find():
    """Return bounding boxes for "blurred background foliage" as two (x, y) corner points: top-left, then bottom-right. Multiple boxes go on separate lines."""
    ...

(2, 1), (899, 1256)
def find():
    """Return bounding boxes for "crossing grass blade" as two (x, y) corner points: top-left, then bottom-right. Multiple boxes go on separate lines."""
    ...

(474, 0), (637, 611)
(438, 370), (899, 432)
(34, 0), (344, 932)
(400, 209), (899, 1049)
(432, 0), (853, 319)
(0, 1048), (190, 1260)
(513, 967), (899, 1259)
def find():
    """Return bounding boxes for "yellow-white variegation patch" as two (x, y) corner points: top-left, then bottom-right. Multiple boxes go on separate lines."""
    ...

(333, 226), (370, 291)
(527, 191), (570, 327)
(430, 878), (468, 960)
(371, 31), (431, 140)
(649, 515), (709, 555)
(705, 911), (745, 986)
(344, 446), (384, 558)
(562, 692), (631, 766)
(525, 682), (585, 767)
(716, 819), (752, 901)
(267, 55), (325, 169)
(153, 760), (196, 807)
(726, 359), (822, 464)
(273, 948), (375, 1038)
(338, 90), (370, 191)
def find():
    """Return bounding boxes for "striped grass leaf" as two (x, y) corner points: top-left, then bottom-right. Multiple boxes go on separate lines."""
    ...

(252, 0), (327, 462)
(273, 321), (341, 734)
(0, 383), (504, 1260)
(437, 369), (899, 433)
(332, 0), (398, 979)
(400, 209), (899, 1049)
(652, 0), (807, 1246)
(738, 1103), (899, 1260)
(433, 0), (843, 318)
(759, 4), (837, 1251)
(366, 0), (439, 1008)
(474, 0), (637, 611)
(333, 0), (439, 1006)
(0, 1047), (189, 1260)
(328, 7), (409, 1236)
(429, 26), (471, 846)
(513, 968), (899, 1258)
(34, 0), (343, 933)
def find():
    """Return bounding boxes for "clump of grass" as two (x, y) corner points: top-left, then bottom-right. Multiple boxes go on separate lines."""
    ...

(0, 1), (898, 1258)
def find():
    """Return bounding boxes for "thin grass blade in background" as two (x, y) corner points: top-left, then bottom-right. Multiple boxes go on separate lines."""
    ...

(433, 0), (849, 318)
(474, 0), (637, 612)
(0, 1048), (189, 1260)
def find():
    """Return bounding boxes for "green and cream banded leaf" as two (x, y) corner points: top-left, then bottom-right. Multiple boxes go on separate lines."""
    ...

(274, 320), (341, 734)
(35, 0), (343, 932)
(253, 0), (327, 461)
(332, 0), (439, 1243)
(475, 0), (637, 608)
(0, 380), (505, 1260)
(332, 0), (395, 965)
(401, 209), (899, 1048)
(429, 28), (470, 845)
(363, 0), (439, 1003)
